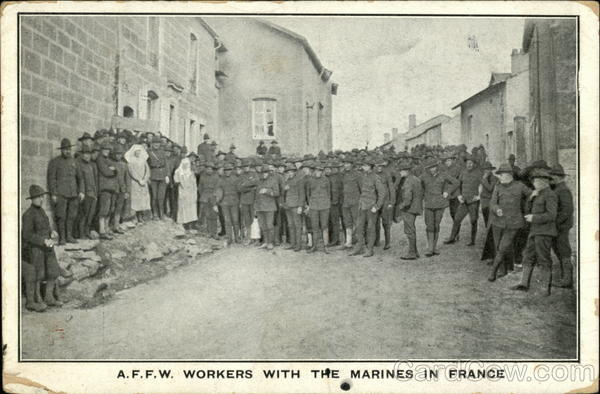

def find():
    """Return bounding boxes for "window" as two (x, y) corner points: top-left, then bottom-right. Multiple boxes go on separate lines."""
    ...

(189, 33), (198, 93)
(146, 90), (159, 121)
(147, 17), (160, 69)
(252, 98), (277, 140)
(123, 106), (134, 118)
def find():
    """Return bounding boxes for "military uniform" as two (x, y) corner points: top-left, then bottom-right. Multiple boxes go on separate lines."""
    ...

(328, 170), (344, 246)
(166, 151), (181, 221)
(96, 151), (118, 222)
(441, 162), (461, 221)
(487, 172), (532, 280)
(76, 151), (98, 238)
(419, 166), (459, 256)
(306, 173), (331, 251)
(283, 169), (306, 251)
(480, 171), (499, 226)
(375, 169), (396, 249)
(341, 167), (361, 246)
(22, 205), (61, 283)
(254, 172), (280, 248)
(395, 172), (423, 259)
(147, 145), (168, 219)
(240, 169), (259, 242)
(551, 180), (574, 287)
(216, 170), (241, 243)
(256, 144), (267, 156)
(198, 170), (219, 237)
(512, 170), (557, 295)
(268, 144), (281, 156)
(446, 166), (483, 245)
(351, 168), (386, 257)
(47, 148), (81, 243)
(112, 154), (131, 233)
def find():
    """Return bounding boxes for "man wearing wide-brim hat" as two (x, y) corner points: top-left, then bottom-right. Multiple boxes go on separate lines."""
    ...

(111, 143), (130, 235)
(349, 157), (386, 258)
(305, 162), (331, 253)
(215, 161), (241, 245)
(254, 162), (280, 250)
(96, 141), (119, 240)
(479, 161), (498, 227)
(76, 145), (98, 239)
(47, 138), (82, 245)
(440, 152), (462, 224)
(549, 163), (574, 288)
(147, 135), (170, 220)
(326, 159), (344, 247)
(340, 156), (361, 249)
(268, 140), (281, 156)
(22, 185), (64, 311)
(509, 167), (558, 296)
(394, 162), (423, 259)
(197, 160), (220, 239)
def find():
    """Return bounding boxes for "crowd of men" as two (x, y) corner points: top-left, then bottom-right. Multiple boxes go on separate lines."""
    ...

(22, 129), (574, 312)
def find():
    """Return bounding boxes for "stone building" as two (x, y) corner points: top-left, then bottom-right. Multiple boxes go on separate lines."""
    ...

(452, 50), (530, 166)
(207, 18), (335, 156)
(522, 18), (576, 183)
(19, 16), (334, 211)
(382, 113), (461, 151)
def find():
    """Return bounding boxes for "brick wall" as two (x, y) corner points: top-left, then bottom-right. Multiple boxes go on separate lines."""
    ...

(20, 15), (118, 212)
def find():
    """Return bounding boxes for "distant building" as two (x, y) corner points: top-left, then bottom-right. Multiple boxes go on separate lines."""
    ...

(207, 18), (336, 156)
(452, 50), (529, 166)
(382, 114), (461, 151)
(522, 18), (576, 182)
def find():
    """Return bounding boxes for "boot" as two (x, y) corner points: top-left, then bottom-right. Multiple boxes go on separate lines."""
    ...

(58, 220), (67, 245)
(363, 248), (374, 257)
(343, 229), (353, 249)
(113, 214), (125, 234)
(510, 265), (533, 291)
(425, 232), (435, 257)
(24, 281), (46, 312)
(266, 230), (274, 250)
(467, 223), (477, 246)
(273, 224), (281, 246)
(78, 220), (86, 240)
(488, 256), (503, 282)
(234, 226), (241, 244)
(43, 280), (63, 307)
(284, 229), (295, 250)
(554, 259), (574, 288)
(413, 237), (420, 258)
(307, 233), (313, 249)
(432, 232), (440, 255)
(35, 281), (47, 309)
(323, 230), (329, 247)
(539, 267), (552, 296)
(383, 227), (391, 250)
(400, 236), (418, 260)
(349, 243), (364, 256)
(444, 222), (459, 244)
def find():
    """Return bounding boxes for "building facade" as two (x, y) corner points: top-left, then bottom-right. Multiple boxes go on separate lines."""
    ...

(20, 16), (334, 211)
(383, 114), (461, 151)
(452, 52), (529, 167)
(522, 18), (576, 183)
(207, 18), (335, 157)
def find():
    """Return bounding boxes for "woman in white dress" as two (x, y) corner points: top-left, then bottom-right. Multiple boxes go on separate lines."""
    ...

(125, 144), (151, 222)
(173, 157), (198, 228)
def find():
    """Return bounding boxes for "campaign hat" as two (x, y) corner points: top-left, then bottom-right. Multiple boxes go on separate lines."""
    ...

(26, 184), (49, 200)
(530, 168), (553, 180)
(57, 138), (75, 150)
(78, 132), (93, 142)
(495, 163), (514, 174)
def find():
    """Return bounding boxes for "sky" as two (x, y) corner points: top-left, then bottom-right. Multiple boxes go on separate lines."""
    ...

(264, 17), (525, 150)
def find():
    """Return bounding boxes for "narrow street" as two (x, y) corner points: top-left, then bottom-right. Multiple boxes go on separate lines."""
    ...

(21, 215), (576, 360)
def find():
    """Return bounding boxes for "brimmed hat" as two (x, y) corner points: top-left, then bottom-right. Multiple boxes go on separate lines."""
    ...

(423, 158), (439, 169)
(229, 144), (236, 149)
(530, 168), (553, 180)
(550, 164), (567, 176)
(57, 138), (75, 150)
(495, 163), (514, 174)
(78, 132), (93, 142)
(203, 133), (210, 140)
(26, 184), (49, 200)
(210, 141), (217, 146)
(93, 129), (107, 140)
(271, 140), (278, 145)
(481, 161), (496, 170)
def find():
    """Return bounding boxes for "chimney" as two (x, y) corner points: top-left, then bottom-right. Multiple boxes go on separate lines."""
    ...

(392, 128), (398, 140)
(408, 114), (416, 130)
(384, 133), (391, 143)
(511, 48), (529, 74)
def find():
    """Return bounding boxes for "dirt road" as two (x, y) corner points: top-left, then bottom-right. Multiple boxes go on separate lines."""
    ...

(21, 215), (577, 360)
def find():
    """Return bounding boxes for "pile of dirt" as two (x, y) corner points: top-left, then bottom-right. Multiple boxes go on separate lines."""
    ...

(55, 220), (223, 308)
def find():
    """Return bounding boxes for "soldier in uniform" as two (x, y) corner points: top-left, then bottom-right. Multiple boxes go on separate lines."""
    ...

(256, 141), (267, 156)
(395, 162), (423, 260)
(326, 161), (344, 247)
(273, 160), (287, 246)
(167, 145), (182, 222)
(282, 163), (305, 251)
(340, 157), (361, 249)
(445, 154), (483, 246)
(480, 161), (499, 226)
(510, 168), (558, 296)
(215, 163), (241, 245)
(440, 152), (461, 224)
(76, 145), (98, 239)
(419, 158), (460, 257)
(197, 133), (211, 158)
(487, 164), (532, 281)
(374, 159), (396, 250)
(240, 159), (259, 245)
(350, 158), (386, 257)
(22, 185), (63, 311)
(96, 141), (118, 240)
(226, 144), (237, 162)
(254, 165), (280, 250)
(147, 136), (170, 220)
(268, 140), (281, 156)
(550, 164), (574, 288)
(305, 163), (331, 253)
(111, 144), (130, 234)
(198, 162), (219, 239)
(47, 138), (82, 245)
(508, 154), (522, 180)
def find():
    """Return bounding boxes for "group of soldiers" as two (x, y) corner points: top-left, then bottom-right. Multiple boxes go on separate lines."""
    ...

(22, 129), (574, 312)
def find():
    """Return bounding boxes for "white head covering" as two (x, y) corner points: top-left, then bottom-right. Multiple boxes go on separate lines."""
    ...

(125, 144), (148, 164)
(175, 157), (192, 178)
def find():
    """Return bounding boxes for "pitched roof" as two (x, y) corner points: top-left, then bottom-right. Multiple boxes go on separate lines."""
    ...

(254, 18), (332, 81)
(451, 75), (508, 110)
(489, 72), (512, 85)
(381, 114), (451, 148)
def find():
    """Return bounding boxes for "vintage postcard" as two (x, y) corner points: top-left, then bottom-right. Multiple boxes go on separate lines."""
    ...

(1, 1), (598, 393)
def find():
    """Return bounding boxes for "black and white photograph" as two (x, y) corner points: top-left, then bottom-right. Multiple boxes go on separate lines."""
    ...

(2, 1), (598, 393)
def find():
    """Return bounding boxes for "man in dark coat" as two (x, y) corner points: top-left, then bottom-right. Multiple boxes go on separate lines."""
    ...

(96, 141), (118, 239)
(256, 141), (267, 156)
(22, 185), (63, 311)
(76, 145), (98, 239)
(511, 168), (558, 296)
(47, 138), (82, 244)
(268, 140), (281, 156)
(305, 163), (331, 253)
(395, 162), (423, 260)
(550, 164), (574, 288)
(147, 136), (170, 220)
(197, 133), (212, 160)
